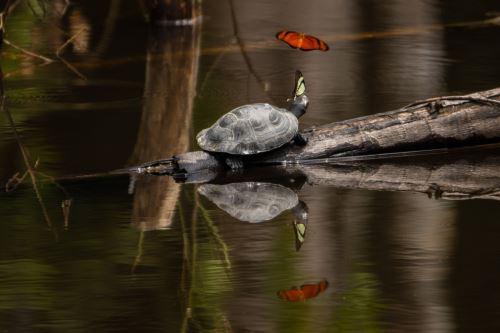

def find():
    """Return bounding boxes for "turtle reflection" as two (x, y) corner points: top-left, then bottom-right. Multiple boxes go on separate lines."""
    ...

(197, 182), (309, 250)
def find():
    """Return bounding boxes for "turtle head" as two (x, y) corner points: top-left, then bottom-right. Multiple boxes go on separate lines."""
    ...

(287, 70), (309, 118)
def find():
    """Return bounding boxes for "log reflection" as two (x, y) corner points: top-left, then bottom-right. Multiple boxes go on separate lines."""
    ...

(299, 147), (500, 201)
(191, 145), (500, 201)
(129, 24), (200, 230)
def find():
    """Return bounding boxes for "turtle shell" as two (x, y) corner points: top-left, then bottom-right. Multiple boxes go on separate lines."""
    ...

(196, 103), (298, 155)
(198, 182), (298, 223)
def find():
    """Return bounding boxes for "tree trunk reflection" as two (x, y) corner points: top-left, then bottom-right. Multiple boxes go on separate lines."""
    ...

(129, 24), (200, 230)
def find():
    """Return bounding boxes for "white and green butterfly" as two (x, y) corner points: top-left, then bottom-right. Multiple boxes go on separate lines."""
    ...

(293, 70), (306, 97)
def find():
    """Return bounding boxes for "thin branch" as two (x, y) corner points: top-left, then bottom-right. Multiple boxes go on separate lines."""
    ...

(197, 49), (228, 97)
(36, 170), (71, 198)
(2, 61), (52, 79)
(55, 28), (86, 56)
(1, 96), (53, 229)
(55, 28), (88, 80)
(227, 0), (276, 104)
(3, 39), (55, 63)
(5, 170), (28, 192)
(131, 230), (145, 273)
(61, 199), (72, 230)
(402, 95), (500, 111)
(197, 199), (231, 271)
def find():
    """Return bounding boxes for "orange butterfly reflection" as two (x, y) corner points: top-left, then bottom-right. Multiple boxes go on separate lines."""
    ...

(277, 279), (329, 302)
(276, 31), (329, 51)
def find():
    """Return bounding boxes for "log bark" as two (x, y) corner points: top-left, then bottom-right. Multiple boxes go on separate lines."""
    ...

(252, 87), (500, 164)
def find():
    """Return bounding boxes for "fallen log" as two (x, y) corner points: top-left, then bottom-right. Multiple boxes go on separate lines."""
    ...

(136, 87), (500, 175)
(268, 88), (500, 161)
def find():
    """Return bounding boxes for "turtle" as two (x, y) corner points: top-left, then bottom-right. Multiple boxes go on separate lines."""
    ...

(196, 70), (309, 168)
(198, 181), (309, 250)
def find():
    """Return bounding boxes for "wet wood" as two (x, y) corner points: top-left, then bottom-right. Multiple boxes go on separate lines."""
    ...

(129, 23), (201, 231)
(251, 87), (500, 164)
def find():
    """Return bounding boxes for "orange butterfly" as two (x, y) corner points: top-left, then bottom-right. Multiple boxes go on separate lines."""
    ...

(277, 279), (329, 302)
(276, 31), (329, 51)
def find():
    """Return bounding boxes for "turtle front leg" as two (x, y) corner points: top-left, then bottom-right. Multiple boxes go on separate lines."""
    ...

(293, 133), (308, 146)
(225, 156), (244, 169)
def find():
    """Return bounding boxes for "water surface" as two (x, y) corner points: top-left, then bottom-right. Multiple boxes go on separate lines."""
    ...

(1, 1), (500, 332)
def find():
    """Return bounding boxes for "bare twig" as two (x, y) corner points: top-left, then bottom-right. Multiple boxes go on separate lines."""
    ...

(55, 28), (86, 56)
(197, 198), (231, 271)
(227, 0), (276, 104)
(402, 95), (500, 111)
(3, 39), (55, 63)
(2, 61), (52, 79)
(55, 28), (88, 80)
(5, 170), (28, 192)
(36, 170), (71, 198)
(61, 199), (72, 229)
(131, 230), (145, 273)
(1, 96), (53, 229)
(197, 49), (228, 97)
(58, 57), (87, 80)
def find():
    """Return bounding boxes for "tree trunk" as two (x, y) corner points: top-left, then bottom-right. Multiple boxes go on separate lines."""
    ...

(143, 0), (201, 25)
(128, 22), (201, 231)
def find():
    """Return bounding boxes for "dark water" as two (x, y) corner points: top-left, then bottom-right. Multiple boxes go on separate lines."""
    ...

(1, 1), (500, 332)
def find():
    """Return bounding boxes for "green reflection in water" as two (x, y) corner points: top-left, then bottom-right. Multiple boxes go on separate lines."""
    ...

(333, 270), (384, 332)
(178, 186), (233, 332)
(0, 259), (56, 311)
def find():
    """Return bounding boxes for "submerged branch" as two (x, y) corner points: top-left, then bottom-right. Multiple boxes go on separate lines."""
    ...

(1, 96), (53, 228)
(3, 39), (55, 63)
(55, 28), (88, 80)
(197, 195), (232, 271)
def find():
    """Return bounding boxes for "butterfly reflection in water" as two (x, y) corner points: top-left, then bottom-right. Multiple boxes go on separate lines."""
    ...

(276, 31), (329, 51)
(197, 182), (309, 250)
(277, 279), (329, 302)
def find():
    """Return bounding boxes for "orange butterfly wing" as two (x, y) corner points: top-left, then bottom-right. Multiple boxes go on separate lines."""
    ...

(277, 279), (329, 302)
(276, 31), (329, 52)
(277, 288), (306, 302)
(300, 279), (329, 299)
